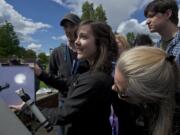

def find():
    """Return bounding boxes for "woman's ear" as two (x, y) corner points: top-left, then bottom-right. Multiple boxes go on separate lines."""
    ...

(112, 84), (117, 92)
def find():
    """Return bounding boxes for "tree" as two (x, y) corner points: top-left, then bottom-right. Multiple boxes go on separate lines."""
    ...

(126, 32), (136, 47)
(16, 46), (26, 58)
(81, 1), (95, 21)
(23, 49), (36, 59)
(37, 52), (49, 65)
(81, 1), (107, 22)
(94, 4), (107, 22)
(0, 21), (20, 57)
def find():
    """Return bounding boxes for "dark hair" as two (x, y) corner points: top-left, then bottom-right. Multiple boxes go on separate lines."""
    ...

(144, 0), (179, 25)
(78, 20), (118, 75)
(134, 34), (153, 46)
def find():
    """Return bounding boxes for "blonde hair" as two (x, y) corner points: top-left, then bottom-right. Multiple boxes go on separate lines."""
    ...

(116, 46), (178, 135)
(115, 34), (129, 55)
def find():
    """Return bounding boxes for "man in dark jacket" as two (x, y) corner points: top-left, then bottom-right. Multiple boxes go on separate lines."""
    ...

(36, 13), (81, 135)
(49, 13), (81, 79)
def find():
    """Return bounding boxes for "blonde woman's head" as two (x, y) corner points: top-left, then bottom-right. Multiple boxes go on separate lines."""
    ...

(113, 46), (178, 135)
(114, 46), (177, 104)
(115, 34), (129, 55)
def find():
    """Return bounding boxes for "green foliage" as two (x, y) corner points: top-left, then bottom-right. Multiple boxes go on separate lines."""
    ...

(126, 32), (136, 47)
(81, 1), (107, 22)
(24, 49), (36, 59)
(16, 47), (26, 58)
(0, 21), (37, 59)
(94, 4), (107, 22)
(0, 21), (20, 57)
(37, 52), (49, 65)
(40, 81), (48, 88)
(81, 1), (95, 21)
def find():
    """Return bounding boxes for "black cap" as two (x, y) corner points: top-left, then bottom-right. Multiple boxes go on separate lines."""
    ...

(60, 13), (81, 26)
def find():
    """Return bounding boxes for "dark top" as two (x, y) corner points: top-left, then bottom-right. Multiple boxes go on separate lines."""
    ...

(173, 92), (180, 135)
(40, 45), (89, 97)
(111, 91), (144, 135)
(112, 90), (180, 135)
(49, 45), (72, 79)
(41, 71), (113, 135)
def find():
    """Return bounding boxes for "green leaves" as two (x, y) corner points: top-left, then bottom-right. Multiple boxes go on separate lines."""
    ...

(81, 2), (107, 22)
(37, 52), (49, 65)
(0, 21), (37, 59)
(0, 21), (20, 57)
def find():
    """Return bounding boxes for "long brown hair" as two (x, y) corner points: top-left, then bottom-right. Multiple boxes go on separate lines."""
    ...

(78, 20), (118, 75)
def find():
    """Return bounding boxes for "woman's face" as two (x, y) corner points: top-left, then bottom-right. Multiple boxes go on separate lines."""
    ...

(115, 37), (125, 54)
(112, 68), (128, 100)
(75, 25), (97, 63)
(116, 38), (123, 49)
(112, 67), (141, 104)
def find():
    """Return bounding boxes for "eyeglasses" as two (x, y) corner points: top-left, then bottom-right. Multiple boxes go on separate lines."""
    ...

(113, 84), (129, 99)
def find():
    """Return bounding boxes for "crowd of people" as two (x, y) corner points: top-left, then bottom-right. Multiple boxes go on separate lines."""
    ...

(10, 0), (180, 135)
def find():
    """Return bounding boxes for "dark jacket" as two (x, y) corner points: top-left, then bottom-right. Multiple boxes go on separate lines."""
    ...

(41, 71), (113, 135)
(111, 91), (144, 135)
(40, 45), (89, 97)
(112, 91), (180, 135)
(173, 92), (180, 135)
(49, 45), (72, 79)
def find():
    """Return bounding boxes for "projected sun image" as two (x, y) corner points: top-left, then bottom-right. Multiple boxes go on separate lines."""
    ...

(0, 66), (35, 105)
(14, 73), (26, 84)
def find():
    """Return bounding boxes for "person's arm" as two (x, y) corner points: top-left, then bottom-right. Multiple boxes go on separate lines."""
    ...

(42, 73), (110, 125)
(35, 46), (70, 91)
(38, 70), (68, 92)
(33, 63), (68, 92)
